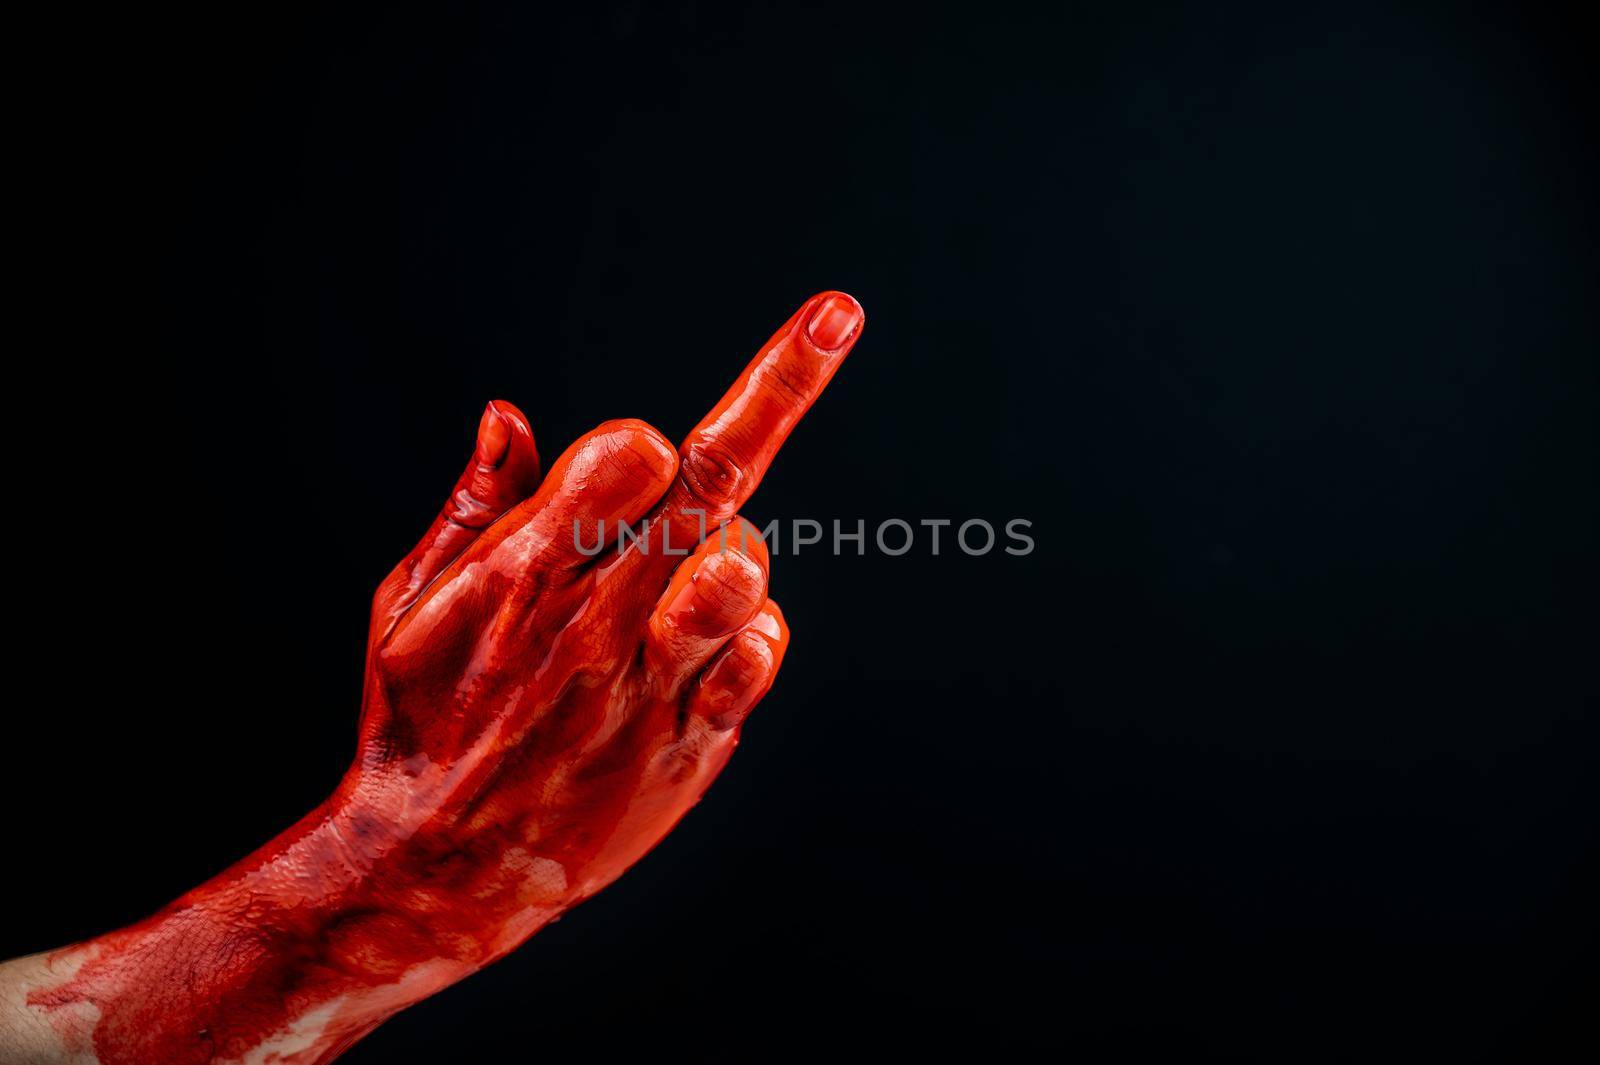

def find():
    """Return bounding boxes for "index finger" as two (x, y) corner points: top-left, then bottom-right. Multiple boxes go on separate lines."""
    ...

(668, 290), (865, 525)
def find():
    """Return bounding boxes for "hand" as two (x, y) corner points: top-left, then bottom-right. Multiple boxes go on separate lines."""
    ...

(9, 291), (864, 1064)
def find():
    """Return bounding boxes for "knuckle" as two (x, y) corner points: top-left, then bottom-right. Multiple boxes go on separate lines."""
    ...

(596, 420), (677, 483)
(759, 353), (816, 405)
(679, 438), (746, 508)
(446, 486), (497, 529)
(601, 417), (672, 452)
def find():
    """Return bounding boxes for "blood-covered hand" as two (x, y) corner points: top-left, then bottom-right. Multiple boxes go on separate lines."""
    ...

(4, 292), (864, 1064)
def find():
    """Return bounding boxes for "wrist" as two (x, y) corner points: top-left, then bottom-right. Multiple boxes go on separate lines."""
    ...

(23, 792), (494, 1064)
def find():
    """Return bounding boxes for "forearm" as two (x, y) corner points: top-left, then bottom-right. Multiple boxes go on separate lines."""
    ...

(1, 789), (548, 1065)
(0, 952), (75, 1064)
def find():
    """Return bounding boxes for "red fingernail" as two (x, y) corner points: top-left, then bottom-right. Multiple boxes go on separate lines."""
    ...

(664, 577), (705, 631)
(805, 293), (863, 352)
(476, 402), (511, 466)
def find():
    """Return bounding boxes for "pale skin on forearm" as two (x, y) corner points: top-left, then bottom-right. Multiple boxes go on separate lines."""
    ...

(1, 954), (80, 1063)
(0, 292), (864, 1065)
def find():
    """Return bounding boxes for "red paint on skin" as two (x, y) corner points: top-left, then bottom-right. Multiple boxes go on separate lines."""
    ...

(27, 293), (862, 1064)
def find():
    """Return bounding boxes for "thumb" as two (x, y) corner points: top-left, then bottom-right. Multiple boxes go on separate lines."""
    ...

(370, 400), (541, 640)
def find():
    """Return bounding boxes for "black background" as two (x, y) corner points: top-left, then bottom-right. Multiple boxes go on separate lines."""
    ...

(6, 1), (1597, 1061)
